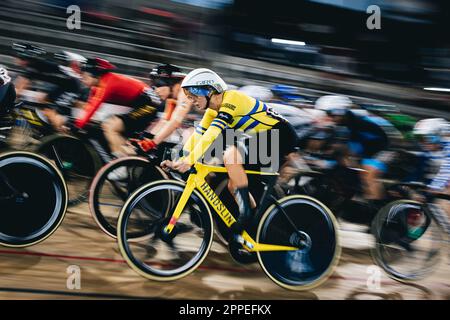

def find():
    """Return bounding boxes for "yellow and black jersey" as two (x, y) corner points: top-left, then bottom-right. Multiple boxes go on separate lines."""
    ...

(182, 90), (286, 165)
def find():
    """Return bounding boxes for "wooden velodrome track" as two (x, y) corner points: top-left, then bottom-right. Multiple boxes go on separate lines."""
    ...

(0, 199), (449, 300)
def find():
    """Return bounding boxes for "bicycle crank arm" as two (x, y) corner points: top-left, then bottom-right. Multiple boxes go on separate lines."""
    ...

(246, 243), (299, 252)
(241, 231), (298, 252)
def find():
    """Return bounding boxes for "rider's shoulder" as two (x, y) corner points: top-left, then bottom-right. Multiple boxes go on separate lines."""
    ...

(97, 71), (116, 82)
(223, 89), (240, 99)
(353, 110), (392, 127)
(222, 89), (254, 107)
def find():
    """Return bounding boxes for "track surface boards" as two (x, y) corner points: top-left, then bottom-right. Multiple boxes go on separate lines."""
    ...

(0, 203), (449, 300)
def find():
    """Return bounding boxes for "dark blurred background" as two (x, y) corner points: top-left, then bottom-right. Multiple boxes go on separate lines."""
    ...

(1, 0), (449, 116)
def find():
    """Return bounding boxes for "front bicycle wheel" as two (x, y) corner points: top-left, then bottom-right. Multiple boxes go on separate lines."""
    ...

(117, 180), (213, 281)
(0, 151), (68, 246)
(371, 200), (442, 282)
(256, 195), (340, 290)
(89, 156), (167, 239)
(36, 134), (102, 206)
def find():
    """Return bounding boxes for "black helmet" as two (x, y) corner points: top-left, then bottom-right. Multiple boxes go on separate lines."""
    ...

(82, 57), (116, 76)
(149, 63), (186, 87)
(12, 42), (46, 59)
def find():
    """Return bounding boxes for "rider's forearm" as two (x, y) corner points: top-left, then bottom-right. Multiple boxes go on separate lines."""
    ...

(153, 119), (182, 145)
(75, 88), (105, 129)
(184, 126), (222, 165)
(182, 130), (201, 156)
(162, 99), (177, 121)
(155, 98), (192, 145)
(75, 100), (103, 129)
(75, 103), (96, 129)
(181, 108), (217, 156)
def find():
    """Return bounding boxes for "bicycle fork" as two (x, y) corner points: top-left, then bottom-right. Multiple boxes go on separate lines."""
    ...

(163, 174), (196, 235)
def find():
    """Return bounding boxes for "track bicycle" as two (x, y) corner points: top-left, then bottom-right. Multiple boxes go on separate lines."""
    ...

(117, 162), (340, 290)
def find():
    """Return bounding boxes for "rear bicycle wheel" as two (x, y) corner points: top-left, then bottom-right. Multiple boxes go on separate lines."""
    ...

(256, 195), (340, 290)
(89, 156), (167, 239)
(117, 180), (213, 281)
(0, 151), (68, 246)
(36, 134), (102, 206)
(371, 200), (442, 282)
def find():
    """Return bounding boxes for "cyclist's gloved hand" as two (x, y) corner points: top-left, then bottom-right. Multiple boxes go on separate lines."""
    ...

(131, 138), (157, 153)
(173, 160), (192, 174)
(160, 160), (173, 172)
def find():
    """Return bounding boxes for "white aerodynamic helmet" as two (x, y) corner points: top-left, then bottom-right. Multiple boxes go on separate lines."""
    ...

(0, 66), (11, 86)
(238, 85), (273, 102)
(181, 68), (228, 96)
(54, 51), (87, 65)
(315, 95), (353, 116)
(413, 118), (450, 141)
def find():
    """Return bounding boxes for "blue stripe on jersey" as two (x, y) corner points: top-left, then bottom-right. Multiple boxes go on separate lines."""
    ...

(211, 123), (226, 130)
(195, 126), (207, 135)
(211, 120), (227, 129)
(244, 120), (260, 132)
(212, 118), (228, 127)
(234, 99), (260, 130)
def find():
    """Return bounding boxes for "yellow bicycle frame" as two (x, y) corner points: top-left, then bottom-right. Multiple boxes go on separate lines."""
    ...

(20, 108), (45, 127)
(163, 162), (299, 253)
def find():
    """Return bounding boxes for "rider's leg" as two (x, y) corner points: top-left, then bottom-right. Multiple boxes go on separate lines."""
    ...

(361, 154), (389, 201)
(223, 146), (253, 239)
(360, 158), (388, 225)
(102, 116), (127, 157)
(361, 165), (383, 200)
(278, 152), (308, 185)
(223, 145), (257, 208)
(42, 108), (66, 132)
(227, 180), (257, 209)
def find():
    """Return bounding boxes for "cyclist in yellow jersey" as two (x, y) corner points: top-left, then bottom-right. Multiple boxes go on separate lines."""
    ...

(162, 68), (299, 245)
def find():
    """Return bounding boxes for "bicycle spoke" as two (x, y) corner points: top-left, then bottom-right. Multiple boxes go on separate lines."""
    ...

(50, 145), (64, 170)
(107, 178), (129, 200)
